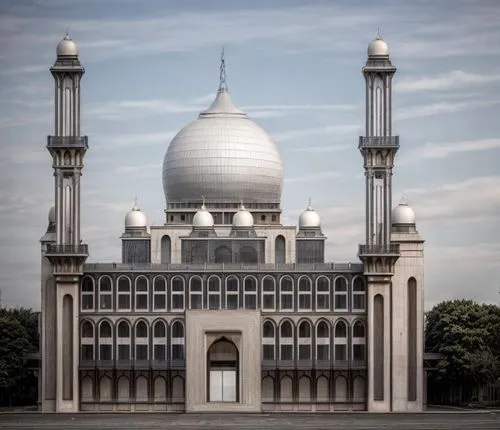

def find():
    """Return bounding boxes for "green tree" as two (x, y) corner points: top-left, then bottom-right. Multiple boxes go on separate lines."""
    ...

(425, 300), (500, 390)
(0, 315), (32, 405)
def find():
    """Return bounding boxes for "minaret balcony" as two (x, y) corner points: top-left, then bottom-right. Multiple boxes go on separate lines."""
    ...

(358, 244), (400, 257)
(358, 136), (399, 149)
(47, 136), (88, 149)
(45, 244), (88, 256)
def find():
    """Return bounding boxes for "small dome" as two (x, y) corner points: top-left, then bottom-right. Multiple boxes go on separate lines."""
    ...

(368, 34), (389, 57)
(232, 204), (254, 228)
(299, 204), (321, 228)
(193, 204), (214, 228)
(392, 199), (416, 225)
(125, 201), (147, 228)
(48, 206), (55, 224)
(57, 33), (79, 57)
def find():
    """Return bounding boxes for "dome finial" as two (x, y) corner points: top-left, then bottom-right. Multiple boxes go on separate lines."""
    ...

(219, 47), (228, 91)
(307, 196), (312, 209)
(376, 28), (382, 39)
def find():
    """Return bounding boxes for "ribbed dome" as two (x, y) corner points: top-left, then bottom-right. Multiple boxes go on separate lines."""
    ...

(125, 202), (147, 228)
(57, 34), (79, 57)
(392, 199), (416, 225)
(232, 204), (254, 228)
(368, 34), (389, 57)
(299, 204), (321, 228)
(162, 88), (283, 204)
(192, 204), (214, 228)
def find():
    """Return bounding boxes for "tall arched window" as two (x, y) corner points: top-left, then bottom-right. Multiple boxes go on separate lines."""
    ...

(171, 321), (185, 360)
(161, 235), (171, 264)
(279, 276), (293, 311)
(117, 320), (131, 360)
(298, 320), (312, 360)
(261, 276), (275, 311)
(208, 276), (221, 310)
(98, 321), (113, 361)
(298, 276), (312, 310)
(81, 277), (94, 311)
(225, 276), (239, 309)
(262, 321), (276, 360)
(352, 320), (366, 361)
(153, 320), (167, 361)
(408, 277), (417, 402)
(189, 276), (203, 309)
(316, 276), (330, 311)
(352, 276), (366, 311)
(135, 321), (149, 360)
(279, 320), (294, 361)
(275, 235), (286, 264)
(135, 276), (148, 311)
(215, 246), (231, 263)
(98, 276), (112, 310)
(334, 277), (348, 311)
(243, 276), (257, 309)
(81, 320), (94, 360)
(171, 276), (185, 311)
(207, 339), (238, 402)
(316, 320), (330, 360)
(153, 276), (167, 310)
(117, 276), (131, 311)
(334, 320), (347, 361)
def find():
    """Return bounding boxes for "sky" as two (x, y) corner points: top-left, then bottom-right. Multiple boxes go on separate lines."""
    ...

(0, 0), (499, 311)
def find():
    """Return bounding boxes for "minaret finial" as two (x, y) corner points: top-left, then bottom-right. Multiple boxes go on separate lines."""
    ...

(201, 195), (206, 207)
(308, 196), (312, 207)
(219, 47), (227, 91)
(376, 28), (382, 39)
(133, 196), (138, 209)
(65, 27), (70, 38)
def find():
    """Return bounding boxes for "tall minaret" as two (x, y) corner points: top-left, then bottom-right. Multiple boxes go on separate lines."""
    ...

(358, 34), (400, 412)
(42, 33), (88, 412)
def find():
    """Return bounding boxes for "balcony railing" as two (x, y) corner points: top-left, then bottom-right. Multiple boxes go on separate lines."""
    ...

(46, 244), (88, 255)
(358, 244), (400, 256)
(359, 136), (399, 149)
(47, 136), (88, 148)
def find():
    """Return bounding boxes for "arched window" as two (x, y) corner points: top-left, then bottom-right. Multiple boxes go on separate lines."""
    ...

(225, 276), (239, 310)
(335, 376), (347, 402)
(135, 321), (149, 360)
(316, 276), (330, 311)
(81, 277), (94, 311)
(298, 320), (312, 360)
(171, 276), (185, 311)
(352, 276), (366, 311)
(334, 277), (348, 311)
(117, 276), (131, 311)
(408, 277), (418, 402)
(316, 320), (330, 360)
(334, 320), (347, 361)
(262, 321), (276, 360)
(275, 235), (286, 264)
(171, 321), (185, 360)
(189, 276), (203, 309)
(316, 376), (329, 402)
(298, 276), (312, 310)
(279, 276), (293, 311)
(161, 235), (171, 264)
(81, 320), (94, 360)
(280, 376), (292, 402)
(208, 276), (221, 310)
(261, 276), (275, 311)
(153, 320), (167, 361)
(352, 320), (366, 362)
(215, 246), (231, 263)
(117, 321), (131, 360)
(279, 320), (294, 361)
(207, 339), (238, 402)
(135, 276), (148, 311)
(262, 376), (274, 402)
(98, 321), (113, 361)
(298, 376), (311, 402)
(240, 246), (258, 264)
(98, 276), (112, 310)
(153, 276), (167, 310)
(243, 276), (257, 309)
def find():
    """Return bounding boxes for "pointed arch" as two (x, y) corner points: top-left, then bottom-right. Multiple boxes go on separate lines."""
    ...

(298, 375), (311, 402)
(153, 275), (167, 310)
(98, 319), (113, 361)
(280, 375), (293, 402)
(298, 275), (312, 310)
(334, 276), (348, 311)
(98, 275), (112, 310)
(207, 275), (221, 310)
(262, 319), (276, 360)
(80, 319), (95, 361)
(117, 375), (130, 402)
(243, 275), (258, 309)
(154, 376), (166, 402)
(315, 319), (331, 360)
(335, 376), (347, 402)
(352, 319), (366, 362)
(279, 319), (294, 360)
(116, 319), (131, 360)
(225, 275), (239, 309)
(189, 275), (203, 309)
(261, 275), (276, 311)
(134, 319), (149, 360)
(171, 320), (185, 360)
(316, 276), (330, 310)
(298, 319), (312, 360)
(99, 375), (112, 401)
(334, 319), (347, 361)
(171, 275), (185, 310)
(152, 319), (167, 361)
(353, 376), (366, 402)
(117, 275), (131, 311)
(262, 376), (274, 402)
(316, 375), (329, 402)
(135, 376), (148, 401)
(135, 275), (149, 311)
(279, 275), (293, 311)
(81, 276), (94, 311)
(352, 275), (366, 310)
(81, 376), (93, 401)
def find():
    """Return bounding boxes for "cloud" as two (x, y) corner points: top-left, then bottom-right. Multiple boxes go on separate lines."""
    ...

(395, 100), (500, 120)
(274, 124), (359, 142)
(285, 171), (341, 184)
(409, 138), (500, 160)
(395, 70), (500, 93)
(427, 242), (500, 270)
(290, 144), (350, 154)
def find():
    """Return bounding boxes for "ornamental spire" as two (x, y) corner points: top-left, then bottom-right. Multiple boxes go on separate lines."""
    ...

(219, 47), (228, 91)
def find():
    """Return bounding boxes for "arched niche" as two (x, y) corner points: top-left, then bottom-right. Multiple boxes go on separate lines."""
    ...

(207, 338), (239, 402)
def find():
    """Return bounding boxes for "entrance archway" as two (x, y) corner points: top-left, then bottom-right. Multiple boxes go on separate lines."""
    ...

(207, 338), (239, 402)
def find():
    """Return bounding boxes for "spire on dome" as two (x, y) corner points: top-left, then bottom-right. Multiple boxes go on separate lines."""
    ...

(219, 47), (228, 91)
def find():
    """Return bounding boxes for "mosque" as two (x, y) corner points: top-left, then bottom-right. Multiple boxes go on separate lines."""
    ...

(39, 32), (424, 413)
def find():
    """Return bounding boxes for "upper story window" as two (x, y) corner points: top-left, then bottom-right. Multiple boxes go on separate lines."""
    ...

(279, 320), (294, 360)
(298, 276), (312, 311)
(98, 321), (113, 361)
(153, 320), (167, 361)
(352, 276), (366, 311)
(171, 321), (185, 361)
(226, 276), (239, 310)
(81, 276), (94, 311)
(135, 321), (149, 360)
(99, 276), (112, 311)
(117, 321), (131, 360)
(153, 276), (167, 310)
(117, 277), (131, 311)
(316, 320), (330, 360)
(171, 276), (185, 311)
(279, 276), (294, 311)
(261, 276), (275, 311)
(352, 320), (366, 361)
(262, 321), (276, 360)
(243, 276), (257, 310)
(208, 276), (221, 310)
(298, 320), (312, 360)
(316, 276), (330, 311)
(135, 276), (148, 311)
(334, 320), (347, 361)
(80, 320), (94, 360)
(189, 276), (203, 309)
(334, 277), (348, 311)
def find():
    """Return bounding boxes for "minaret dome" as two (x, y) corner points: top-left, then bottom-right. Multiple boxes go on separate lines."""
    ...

(298, 203), (321, 228)
(368, 33), (389, 57)
(392, 199), (416, 225)
(56, 33), (79, 57)
(193, 204), (215, 228)
(125, 201), (147, 228)
(232, 204), (254, 228)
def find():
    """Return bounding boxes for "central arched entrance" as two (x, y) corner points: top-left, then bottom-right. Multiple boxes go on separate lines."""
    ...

(207, 338), (239, 402)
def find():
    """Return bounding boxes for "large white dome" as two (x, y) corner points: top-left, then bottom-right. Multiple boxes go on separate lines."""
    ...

(162, 88), (283, 204)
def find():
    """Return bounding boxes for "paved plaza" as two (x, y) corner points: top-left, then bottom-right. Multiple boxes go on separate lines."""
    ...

(0, 412), (498, 430)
